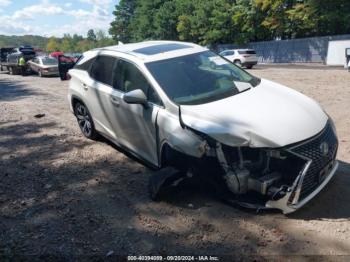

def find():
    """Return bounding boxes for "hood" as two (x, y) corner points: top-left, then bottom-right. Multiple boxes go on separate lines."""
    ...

(181, 79), (328, 148)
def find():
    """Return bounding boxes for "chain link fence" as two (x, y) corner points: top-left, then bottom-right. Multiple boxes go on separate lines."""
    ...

(217, 34), (350, 63)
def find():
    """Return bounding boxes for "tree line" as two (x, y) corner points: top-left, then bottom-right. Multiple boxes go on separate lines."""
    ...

(109, 0), (350, 46)
(0, 29), (115, 53)
(46, 29), (116, 53)
(0, 35), (48, 50)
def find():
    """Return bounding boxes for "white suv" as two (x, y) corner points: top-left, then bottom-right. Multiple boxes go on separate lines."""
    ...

(68, 41), (338, 214)
(220, 49), (258, 69)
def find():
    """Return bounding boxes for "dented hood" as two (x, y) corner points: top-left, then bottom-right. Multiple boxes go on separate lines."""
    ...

(181, 79), (328, 148)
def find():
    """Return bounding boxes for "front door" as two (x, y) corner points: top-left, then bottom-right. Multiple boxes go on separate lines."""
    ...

(108, 59), (162, 165)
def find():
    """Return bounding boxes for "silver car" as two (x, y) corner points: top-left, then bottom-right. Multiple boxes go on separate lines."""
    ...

(67, 41), (338, 214)
(28, 56), (59, 77)
(220, 49), (258, 69)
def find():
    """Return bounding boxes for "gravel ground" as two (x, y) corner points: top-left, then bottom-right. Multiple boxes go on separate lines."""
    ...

(1, 65), (350, 260)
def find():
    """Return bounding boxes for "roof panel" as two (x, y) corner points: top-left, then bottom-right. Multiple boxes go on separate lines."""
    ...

(133, 43), (193, 55)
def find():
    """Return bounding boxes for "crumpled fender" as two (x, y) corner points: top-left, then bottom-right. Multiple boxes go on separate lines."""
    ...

(157, 109), (206, 158)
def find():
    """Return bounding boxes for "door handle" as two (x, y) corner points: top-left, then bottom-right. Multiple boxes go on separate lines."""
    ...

(110, 97), (120, 107)
(82, 83), (88, 90)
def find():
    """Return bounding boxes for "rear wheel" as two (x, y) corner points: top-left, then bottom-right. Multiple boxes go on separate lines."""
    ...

(246, 65), (253, 69)
(234, 60), (242, 67)
(74, 102), (97, 140)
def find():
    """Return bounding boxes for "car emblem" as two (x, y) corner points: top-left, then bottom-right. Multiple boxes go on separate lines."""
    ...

(320, 142), (329, 156)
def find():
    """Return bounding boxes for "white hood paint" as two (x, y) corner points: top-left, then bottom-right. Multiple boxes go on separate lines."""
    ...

(181, 79), (328, 148)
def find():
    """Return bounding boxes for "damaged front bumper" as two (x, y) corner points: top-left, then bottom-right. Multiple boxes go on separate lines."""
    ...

(266, 160), (338, 214)
(214, 120), (339, 214)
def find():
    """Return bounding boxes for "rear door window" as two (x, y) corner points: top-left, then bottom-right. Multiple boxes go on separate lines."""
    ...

(90, 56), (117, 86)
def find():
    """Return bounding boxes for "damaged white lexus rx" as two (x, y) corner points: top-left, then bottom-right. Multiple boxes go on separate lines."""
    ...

(68, 41), (338, 214)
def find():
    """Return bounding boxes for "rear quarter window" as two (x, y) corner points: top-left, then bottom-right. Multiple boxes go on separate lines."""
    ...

(74, 57), (95, 71)
(90, 56), (117, 86)
(238, 50), (256, 55)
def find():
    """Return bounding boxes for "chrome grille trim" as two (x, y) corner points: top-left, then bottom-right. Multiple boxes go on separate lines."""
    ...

(287, 121), (338, 204)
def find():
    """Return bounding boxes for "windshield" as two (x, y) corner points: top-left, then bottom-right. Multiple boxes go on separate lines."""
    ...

(41, 57), (58, 65)
(146, 51), (260, 105)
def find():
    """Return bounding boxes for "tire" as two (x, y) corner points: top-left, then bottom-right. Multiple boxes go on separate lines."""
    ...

(246, 65), (253, 69)
(74, 102), (97, 140)
(234, 60), (242, 67)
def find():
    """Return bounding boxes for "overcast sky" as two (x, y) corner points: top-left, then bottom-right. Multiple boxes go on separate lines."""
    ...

(0, 0), (118, 37)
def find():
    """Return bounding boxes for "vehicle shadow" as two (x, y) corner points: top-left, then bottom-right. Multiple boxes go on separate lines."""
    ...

(0, 77), (42, 102)
(1, 120), (350, 257)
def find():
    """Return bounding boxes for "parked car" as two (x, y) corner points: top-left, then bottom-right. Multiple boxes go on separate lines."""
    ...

(0, 47), (15, 71)
(28, 56), (59, 77)
(67, 41), (338, 214)
(220, 49), (258, 69)
(0, 46), (36, 75)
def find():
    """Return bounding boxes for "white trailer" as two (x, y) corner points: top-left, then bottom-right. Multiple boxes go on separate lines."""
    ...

(326, 40), (350, 67)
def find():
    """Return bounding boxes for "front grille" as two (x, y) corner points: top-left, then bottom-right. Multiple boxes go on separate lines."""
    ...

(290, 122), (338, 201)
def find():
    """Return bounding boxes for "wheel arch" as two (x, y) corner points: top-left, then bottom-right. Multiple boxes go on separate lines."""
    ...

(159, 141), (192, 170)
(71, 95), (86, 112)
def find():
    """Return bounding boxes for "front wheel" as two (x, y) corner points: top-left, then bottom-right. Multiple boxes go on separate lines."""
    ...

(74, 102), (98, 140)
(246, 65), (253, 69)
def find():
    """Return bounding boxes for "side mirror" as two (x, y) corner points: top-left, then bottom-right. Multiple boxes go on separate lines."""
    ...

(123, 89), (148, 107)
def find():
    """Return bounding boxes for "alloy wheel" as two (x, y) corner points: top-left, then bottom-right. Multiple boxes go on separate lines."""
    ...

(75, 103), (92, 137)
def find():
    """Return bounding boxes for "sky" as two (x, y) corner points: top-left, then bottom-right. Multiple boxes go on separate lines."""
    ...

(0, 0), (118, 37)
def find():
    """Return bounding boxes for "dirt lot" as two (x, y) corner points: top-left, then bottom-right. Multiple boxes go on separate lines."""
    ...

(1, 65), (350, 259)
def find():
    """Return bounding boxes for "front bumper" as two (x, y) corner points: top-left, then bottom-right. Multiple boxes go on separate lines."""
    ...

(266, 160), (338, 214)
(266, 121), (338, 214)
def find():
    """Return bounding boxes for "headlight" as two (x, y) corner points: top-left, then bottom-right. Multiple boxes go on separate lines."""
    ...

(328, 116), (337, 135)
(322, 109), (337, 135)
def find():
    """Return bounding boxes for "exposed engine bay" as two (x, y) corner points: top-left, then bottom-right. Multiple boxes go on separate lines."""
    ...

(149, 121), (338, 214)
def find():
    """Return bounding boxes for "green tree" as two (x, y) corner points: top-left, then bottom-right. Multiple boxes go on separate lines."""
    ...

(108, 0), (350, 45)
(60, 34), (73, 52)
(46, 37), (59, 52)
(87, 29), (97, 42)
(109, 0), (137, 43)
(96, 30), (116, 47)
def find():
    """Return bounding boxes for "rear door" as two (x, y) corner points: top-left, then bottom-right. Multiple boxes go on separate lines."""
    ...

(86, 55), (119, 139)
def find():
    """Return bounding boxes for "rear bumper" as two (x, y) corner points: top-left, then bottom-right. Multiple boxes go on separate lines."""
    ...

(42, 71), (59, 76)
(242, 61), (258, 66)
